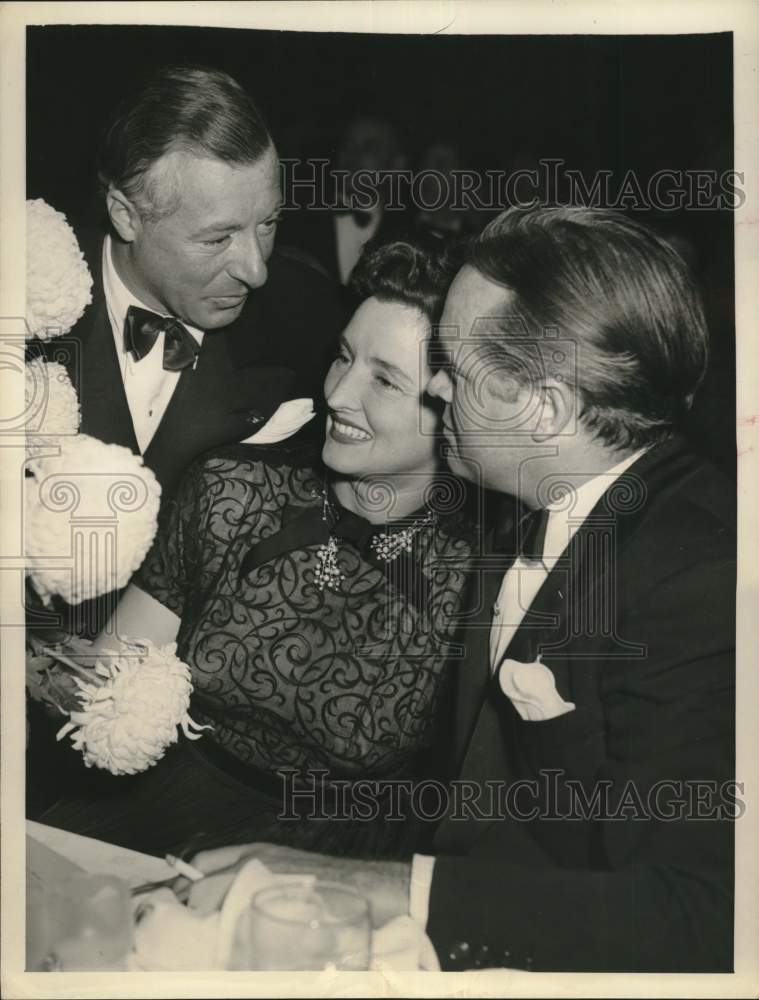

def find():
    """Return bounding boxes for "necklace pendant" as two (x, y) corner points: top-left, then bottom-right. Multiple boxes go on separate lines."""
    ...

(369, 509), (436, 563)
(315, 536), (344, 591)
(315, 484), (437, 585)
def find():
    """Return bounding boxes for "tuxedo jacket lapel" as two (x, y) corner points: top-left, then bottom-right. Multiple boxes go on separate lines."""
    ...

(436, 483), (629, 853)
(487, 442), (680, 677)
(64, 293), (139, 454)
(506, 439), (697, 672)
(43, 233), (139, 453)
(450, 436), (693, 783)
(143, 325), (298, 493)
(450, 494), (522, 771)
(450, 559), (501, 769)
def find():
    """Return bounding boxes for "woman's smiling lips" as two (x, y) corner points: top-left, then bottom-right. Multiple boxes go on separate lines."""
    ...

(329, 415), (373, 444)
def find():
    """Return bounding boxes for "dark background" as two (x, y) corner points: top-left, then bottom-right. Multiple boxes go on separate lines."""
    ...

(26, 26), (735, 475)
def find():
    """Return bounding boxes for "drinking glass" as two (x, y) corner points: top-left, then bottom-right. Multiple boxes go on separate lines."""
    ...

(34, 873), (133, 971)
(229, 880), (371, 970)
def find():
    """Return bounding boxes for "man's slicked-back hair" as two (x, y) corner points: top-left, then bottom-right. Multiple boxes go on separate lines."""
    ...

(98, 65), (273, 221)
(468, 206), (709, 451)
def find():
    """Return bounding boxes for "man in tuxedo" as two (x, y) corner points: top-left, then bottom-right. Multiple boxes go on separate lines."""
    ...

(25, 66), (346, 801)
(31, 65), (345, 499)
(185, 206), (735, 972)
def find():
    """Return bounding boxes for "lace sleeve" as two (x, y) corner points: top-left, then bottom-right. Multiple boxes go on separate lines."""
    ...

(136, 448), (296, 619)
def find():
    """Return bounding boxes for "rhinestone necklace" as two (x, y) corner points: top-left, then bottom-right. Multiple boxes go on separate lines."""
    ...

(314, 488), (437, 592)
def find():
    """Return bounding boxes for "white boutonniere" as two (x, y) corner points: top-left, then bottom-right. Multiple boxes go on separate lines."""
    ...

(498, 655), (576, 721)
(240, 398), (315, 445)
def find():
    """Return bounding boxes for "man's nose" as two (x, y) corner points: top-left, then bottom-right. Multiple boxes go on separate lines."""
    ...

(229, 232), (269, 289)
(427, 368), (453, 403)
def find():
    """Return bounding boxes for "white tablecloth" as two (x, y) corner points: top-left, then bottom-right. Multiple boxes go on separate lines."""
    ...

(27, 820), (174, 888)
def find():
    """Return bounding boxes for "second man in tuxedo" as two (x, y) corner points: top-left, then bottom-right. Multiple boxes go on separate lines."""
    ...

(182, 206), (735, 973)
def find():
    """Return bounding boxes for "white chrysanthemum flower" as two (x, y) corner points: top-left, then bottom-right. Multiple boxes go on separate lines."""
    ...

(26, 198), (93, 340)
(56, 640), (211, 775)
(25, 357), (81, 457)
(25, 434), (161, 604)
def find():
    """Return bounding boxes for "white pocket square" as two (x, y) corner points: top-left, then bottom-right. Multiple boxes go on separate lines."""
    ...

(240, 398), (315, 445)
(498, 656), (576, 721)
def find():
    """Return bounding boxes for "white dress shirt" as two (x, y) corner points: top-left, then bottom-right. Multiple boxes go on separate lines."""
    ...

(102, 236), (204, 453)
(409, 447), (647, 930)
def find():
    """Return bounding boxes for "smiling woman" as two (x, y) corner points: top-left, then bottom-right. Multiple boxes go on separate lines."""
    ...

(323, 298), (439, 498)
(37, 235), (477, 860)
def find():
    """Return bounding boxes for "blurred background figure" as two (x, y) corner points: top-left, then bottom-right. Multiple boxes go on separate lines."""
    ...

(414, 141), (479, 239)
(280, 115), (411, 289)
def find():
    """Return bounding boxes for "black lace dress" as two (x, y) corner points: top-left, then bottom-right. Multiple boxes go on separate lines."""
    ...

(129, 443), (473, 857)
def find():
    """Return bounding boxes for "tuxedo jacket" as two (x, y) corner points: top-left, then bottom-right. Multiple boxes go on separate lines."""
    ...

(29, 231), (347, 497)
(428, 436), (735, 972)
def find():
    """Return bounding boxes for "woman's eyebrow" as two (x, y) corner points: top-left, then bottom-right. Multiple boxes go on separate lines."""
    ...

(369, 357), (415, 388)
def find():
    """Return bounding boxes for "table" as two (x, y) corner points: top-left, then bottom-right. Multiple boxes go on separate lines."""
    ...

(26, 821), (438, 971)
(27, 820), (174, 888)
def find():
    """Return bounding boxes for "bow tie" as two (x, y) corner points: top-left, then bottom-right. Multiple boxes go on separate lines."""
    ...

(124, 305), (200, 371)
(517, 507), (549, 562)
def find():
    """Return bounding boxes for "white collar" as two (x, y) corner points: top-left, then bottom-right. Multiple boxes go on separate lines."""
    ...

(102, 234), (204, 347)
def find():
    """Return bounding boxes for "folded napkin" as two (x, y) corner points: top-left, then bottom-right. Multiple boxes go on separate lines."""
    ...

(131, 859), (439, 971)
(498, 656), (576, 721)
(240, 398), (315, 445)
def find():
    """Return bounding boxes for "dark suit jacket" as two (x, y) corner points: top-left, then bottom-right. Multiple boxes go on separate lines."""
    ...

(427, 436), (735, 972)
(30, 230), (346, 496)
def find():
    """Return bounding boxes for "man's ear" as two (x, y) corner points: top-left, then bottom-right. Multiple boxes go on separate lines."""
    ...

(532, 378), (575, 442)
(106, 186), (141, 243)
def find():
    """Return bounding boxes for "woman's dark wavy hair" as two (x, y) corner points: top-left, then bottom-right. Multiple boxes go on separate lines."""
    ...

(349, 233), (465, 330)
(468, 206), (709, 451)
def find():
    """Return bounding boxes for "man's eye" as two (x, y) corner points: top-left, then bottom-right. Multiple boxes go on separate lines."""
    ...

(202, 235), (231, 247)
(260, 216), (281, 233)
